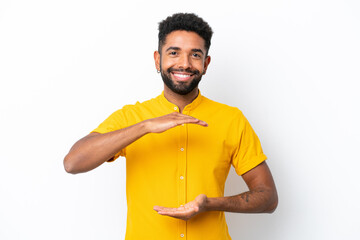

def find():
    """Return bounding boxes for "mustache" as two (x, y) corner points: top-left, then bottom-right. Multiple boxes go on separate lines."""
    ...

(167, 67), (200, 75)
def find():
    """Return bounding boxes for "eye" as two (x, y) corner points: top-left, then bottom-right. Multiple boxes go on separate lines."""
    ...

(192, 53), (202, 59)
(169, 51), (177, 56)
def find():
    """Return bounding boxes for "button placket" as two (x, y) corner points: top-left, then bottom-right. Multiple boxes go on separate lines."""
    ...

(178, 110), (188, 240)
(178, 129), (186, 206)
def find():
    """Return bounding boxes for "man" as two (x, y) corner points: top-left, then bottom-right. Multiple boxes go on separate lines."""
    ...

(64, 13), (278, 240)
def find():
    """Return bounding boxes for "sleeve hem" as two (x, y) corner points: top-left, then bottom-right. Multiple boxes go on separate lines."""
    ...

(236, 154), (267, 176)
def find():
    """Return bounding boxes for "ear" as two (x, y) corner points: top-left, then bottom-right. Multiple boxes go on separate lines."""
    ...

(154, 51), (161, 71)
(203, 55), (211, 75)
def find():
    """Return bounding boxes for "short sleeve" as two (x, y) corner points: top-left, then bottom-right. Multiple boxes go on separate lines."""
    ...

(91, 109), (128, 161)
(231, 111), (267, 175)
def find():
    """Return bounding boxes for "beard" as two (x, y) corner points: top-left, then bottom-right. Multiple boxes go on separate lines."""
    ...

(160, 66), (204, 95)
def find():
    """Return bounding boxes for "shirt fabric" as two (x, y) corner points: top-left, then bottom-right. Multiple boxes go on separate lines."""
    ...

(92, 91), (267, 240)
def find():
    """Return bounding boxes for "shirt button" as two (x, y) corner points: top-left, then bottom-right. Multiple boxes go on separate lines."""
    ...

(180, 148), (184, 151)
(180, 176), (184, 180)
(174, 107), (178, 111)
(180, 234), (184, 237)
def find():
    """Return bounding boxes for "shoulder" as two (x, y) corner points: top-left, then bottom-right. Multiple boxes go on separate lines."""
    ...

(201, 95), (245, 119)
(121, 95), (160, 114)
(109, 95), (162, 124)
(92, 95), (160, 133)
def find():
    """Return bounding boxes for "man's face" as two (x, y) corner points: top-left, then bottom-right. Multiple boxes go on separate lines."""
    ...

(154, 30), (211, 95)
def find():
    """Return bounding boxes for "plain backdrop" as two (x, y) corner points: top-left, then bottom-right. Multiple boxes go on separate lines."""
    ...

(1, 0), (359, 239)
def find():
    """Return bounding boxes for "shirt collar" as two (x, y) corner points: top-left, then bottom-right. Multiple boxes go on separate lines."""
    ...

(158, 90), (203, 113)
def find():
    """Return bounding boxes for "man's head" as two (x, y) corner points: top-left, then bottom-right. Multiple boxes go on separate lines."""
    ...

(158, 13), (213, 56)
(155, 13), (213, 96)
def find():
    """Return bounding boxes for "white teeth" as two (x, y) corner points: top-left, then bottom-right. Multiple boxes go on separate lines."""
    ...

(173, 73), (191, 78)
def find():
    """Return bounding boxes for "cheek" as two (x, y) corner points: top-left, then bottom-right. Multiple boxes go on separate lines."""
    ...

(160, 58), (175, 69)
(192, 61), (205, 71)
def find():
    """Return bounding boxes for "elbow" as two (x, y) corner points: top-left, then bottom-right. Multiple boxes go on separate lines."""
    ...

(265, 191), (278, 213)
(265, 199), (278, 213)
(63, 154), (80, 174)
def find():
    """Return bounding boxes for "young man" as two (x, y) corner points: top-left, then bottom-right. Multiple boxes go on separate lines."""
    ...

(64, 13), (278, 240)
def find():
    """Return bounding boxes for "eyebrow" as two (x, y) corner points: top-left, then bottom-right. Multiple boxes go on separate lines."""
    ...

(165, 47), (181, 52)
(165, 47), (204, 55)
(192, 49), (204, 55)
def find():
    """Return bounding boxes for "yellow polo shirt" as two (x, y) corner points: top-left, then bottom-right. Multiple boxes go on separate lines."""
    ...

(92, 92), (267, 240)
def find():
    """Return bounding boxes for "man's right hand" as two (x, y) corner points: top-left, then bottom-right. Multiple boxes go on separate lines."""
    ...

(64, 112), (207, 174)
(144, 112), (208, 133)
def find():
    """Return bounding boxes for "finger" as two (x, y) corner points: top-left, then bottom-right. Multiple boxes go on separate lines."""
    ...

(158, 208), (195, 219)
(153, 206), (168, 212)
(171, 113), (208, 126)
(157, 207), (182, 213)
(158, 206), (194, 215)
(153, 206), (181, 213)
(176, 118), (208, 127)
(195, 120), (208, 127)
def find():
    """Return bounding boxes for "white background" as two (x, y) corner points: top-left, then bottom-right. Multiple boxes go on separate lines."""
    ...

(1, 0), (359, 239)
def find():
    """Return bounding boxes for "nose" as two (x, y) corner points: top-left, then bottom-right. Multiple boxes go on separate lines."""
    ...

(178, 55), (191, 69)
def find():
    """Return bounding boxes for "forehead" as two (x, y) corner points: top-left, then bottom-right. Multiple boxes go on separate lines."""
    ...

(162, 30), (206, 52)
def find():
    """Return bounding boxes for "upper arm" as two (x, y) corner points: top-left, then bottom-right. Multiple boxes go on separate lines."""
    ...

(68, 132), (100, 152)
(241, 161), (278, 212)
(83, 132), (120, 162)
(241, 161), (276, 191)
(86, 132), (101, 138)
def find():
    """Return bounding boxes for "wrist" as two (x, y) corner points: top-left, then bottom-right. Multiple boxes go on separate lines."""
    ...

(203, 196), (213, 212)
(203, 197), (224, 212)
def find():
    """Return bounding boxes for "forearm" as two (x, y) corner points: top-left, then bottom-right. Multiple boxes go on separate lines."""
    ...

(64, 112), (207, 174)
(64, 121), (148, 174)
(205, 187), (278, 213)
(154, 163), (277, 220)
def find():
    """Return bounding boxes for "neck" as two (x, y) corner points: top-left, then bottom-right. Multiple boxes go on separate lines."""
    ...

(163, 86), (199, 113)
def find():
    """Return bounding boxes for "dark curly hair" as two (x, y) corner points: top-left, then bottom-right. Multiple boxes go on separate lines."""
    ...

(158, 13), (213, 56)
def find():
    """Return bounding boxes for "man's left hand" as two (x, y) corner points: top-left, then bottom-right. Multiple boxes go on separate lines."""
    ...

(153, 194), (207, 221)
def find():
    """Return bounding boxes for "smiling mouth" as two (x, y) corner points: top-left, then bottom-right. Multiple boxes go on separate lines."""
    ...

(171, 72), (194, 81)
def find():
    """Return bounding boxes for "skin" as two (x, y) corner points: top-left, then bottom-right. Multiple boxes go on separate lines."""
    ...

(153, 162), (278, 220)
(63, 113), (207, 174)
(154, 31), (211, 112)
(64, 30), (278, 220)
